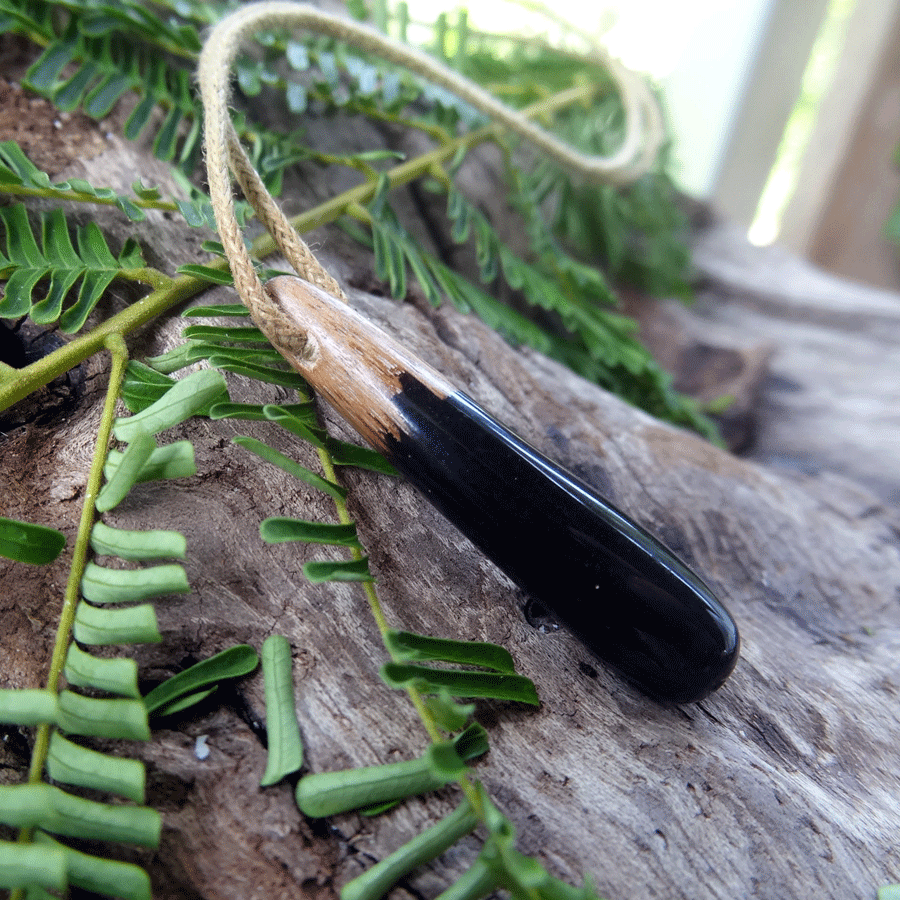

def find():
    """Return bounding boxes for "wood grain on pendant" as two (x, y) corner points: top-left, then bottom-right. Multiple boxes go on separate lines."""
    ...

(263, 275), (740, 703)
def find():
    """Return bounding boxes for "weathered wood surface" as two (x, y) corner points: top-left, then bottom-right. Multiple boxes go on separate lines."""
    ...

(691, 218), (900, 503)
(2, 97), (900, 900)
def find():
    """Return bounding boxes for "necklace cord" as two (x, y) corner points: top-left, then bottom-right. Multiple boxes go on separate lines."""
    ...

(197, 1), (663, 336)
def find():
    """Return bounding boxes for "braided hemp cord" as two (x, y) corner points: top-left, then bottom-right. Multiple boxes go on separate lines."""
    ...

(198, 1), (662, 341)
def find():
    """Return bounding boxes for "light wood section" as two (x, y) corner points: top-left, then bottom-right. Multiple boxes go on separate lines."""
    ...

(263, 275), (452, 451)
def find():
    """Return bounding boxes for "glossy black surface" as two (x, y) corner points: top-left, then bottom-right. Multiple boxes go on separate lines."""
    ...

(382, 376), (740, 703)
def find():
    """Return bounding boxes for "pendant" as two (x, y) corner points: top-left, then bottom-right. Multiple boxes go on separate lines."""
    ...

(261, 275), (740, 703)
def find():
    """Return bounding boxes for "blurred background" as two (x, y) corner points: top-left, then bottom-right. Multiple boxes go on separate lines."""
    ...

(415, 0), (900, 292)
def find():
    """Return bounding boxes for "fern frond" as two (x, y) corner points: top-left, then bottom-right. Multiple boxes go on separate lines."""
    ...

(0, 141), (141, 218)
(296, 731), (485, 818)
(32, 830), (153, 900)
(0, 0), (54, 43)
(8, 0), (203, 169)
(303, 555), (374, 582)
(341, 799), (479, 900)
(474, 782), (602, 900)
(0, 357), (243, 899)
(381, 662), (539, 705)
(385, 630), (516, 673)
(0, 203), (146, 331)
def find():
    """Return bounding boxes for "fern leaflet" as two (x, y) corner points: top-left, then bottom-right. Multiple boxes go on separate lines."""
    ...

(0, 202), (146, 331)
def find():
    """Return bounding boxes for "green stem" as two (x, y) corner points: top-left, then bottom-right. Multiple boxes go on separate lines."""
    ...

(0, 272), (196, 413)
(0, 183), (180, 211)
(118, 266), (178, 291)
(253, 83), (598, 257)
(0, 81), (594, 416)
(15, 334), (129, 866)
(314, 444), (447, 746)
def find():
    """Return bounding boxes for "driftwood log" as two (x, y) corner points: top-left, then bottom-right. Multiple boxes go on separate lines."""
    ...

(2, 80), (900, 900)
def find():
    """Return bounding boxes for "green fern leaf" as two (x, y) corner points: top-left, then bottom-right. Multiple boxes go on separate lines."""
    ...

(233, 436), (348, 502)
(46, 732), (146, 803)
(143, 644), (260, 717)
(325, 438), (399, 475)
(113, 369), (228, 440)
(341, 800), (479, 900)
(303, 556), (373, 583)
(296, 741), (470, 818)
(208, 354), (310, 388)
(104, 441), (198, 484)
(89, 521), (187, 561)
(56, 690), (151, 741)
(21, 16), (201, 171)
(259, 634), (304, 787)
(81, 561), (189, 605)
(260, 518), (361, 547)
(0, 516), (66, 565)
(385, 630), (516, 673)
(24, 34), (78, 93)
(381, 663), (540, 705)
(73, 600), (162, 646)
(210, 400), (316, 423)
(0, 142), (149, 221)
(0, 203), (146, 331)
(0, 839), (67, 893)
(33, 830), (152, 900)
(0, 783), (159, 846)
(95, 430), (157, 512)
(63, 643), (140, 697)
(0, 688), (59, 727)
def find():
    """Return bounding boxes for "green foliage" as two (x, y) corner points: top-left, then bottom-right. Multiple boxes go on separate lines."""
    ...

(112, 368), (229, 440)
(0, 359), (243, 896)
(260, 517), (362, 547)
(94, 429), (158, 511)
(341, 800), (479, 900)
(0, 516), (65, 565)
(234, 435), (348, 502)
(296, 734), (480, 818)
(382, 662), (540, 705)
(0, 140), (146, 219)
(469, 782), (602, 900)
(0, 0), (714, 430)
(363, 180), (717, 438)
(89, 521), (187, 560)
(385, 629), (516, 673)
(32, 830), (152, 900)
(72, 600), (161, 646)
(0, 839), (68, 893)
(46, 732), (146, 802)
(144, 644), (260, 717)
(0, 1), (738, 896)
(259, 634), (304, 786)
(63, 642), (140, 697)
(0, 202), (146, 331)
(18, 0), (203, 169)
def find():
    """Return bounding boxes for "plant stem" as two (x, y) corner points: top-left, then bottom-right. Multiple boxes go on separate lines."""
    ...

(0, 82), (594, 417)
(16, 334), (129, 859)
(0, 273), (195, 413)
(0, 183), (180, 211)
(253, 84), (598, 256)
(314, 443), (447, 745)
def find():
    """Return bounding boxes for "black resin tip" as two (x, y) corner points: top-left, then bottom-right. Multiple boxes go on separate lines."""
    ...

(381, 375), (740, 704)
